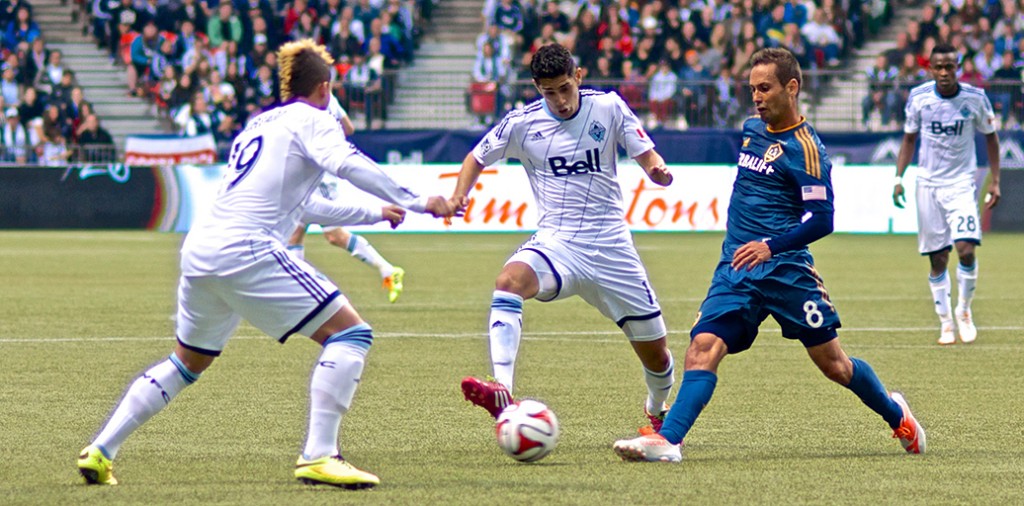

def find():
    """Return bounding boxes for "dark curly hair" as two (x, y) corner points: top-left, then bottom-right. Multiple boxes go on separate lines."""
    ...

(530, 43), (576, 81)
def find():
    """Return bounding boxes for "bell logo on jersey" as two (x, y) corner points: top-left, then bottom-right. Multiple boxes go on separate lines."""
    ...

(549, 148), (602, 177)
(929, 120), (964, 136)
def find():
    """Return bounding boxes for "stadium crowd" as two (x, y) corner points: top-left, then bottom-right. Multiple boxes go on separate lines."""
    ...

(862, 0), (1024, 131)
(83, 0), (431, 143)
(469, 0), (891, 129)
(0, 3), (115, 164)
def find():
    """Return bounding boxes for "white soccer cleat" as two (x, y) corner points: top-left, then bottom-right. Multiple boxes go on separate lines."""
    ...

(937, 320), (955, 346)
(612, 432), (682, 463)
(890, 392), (926, 454)
(955, 307), (977, 344)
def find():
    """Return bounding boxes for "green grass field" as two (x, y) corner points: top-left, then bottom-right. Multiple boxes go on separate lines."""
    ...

(1, 231), (1022, 505)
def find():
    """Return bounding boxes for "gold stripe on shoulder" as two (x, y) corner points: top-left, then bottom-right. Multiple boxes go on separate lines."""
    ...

(797, 127), (820, 178)
(794, 127), (815, 178)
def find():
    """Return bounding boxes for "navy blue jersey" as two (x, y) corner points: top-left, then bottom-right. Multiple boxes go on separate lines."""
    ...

(721, 117), (834, 261)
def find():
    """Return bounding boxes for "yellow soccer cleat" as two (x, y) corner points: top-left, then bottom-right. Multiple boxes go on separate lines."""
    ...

(383, 267), (405, 303)
(295, 455), (380, 489)
(78, 445), (118, 485)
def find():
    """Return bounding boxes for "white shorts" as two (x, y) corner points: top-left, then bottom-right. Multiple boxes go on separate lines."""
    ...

(176, 248), (347, 355)
(506, 234), (666, 341)
(916, 181), (982, 254)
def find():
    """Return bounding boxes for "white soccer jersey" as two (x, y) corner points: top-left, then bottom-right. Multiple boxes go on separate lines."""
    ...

(472, 90), (654, 248)
(328, 94), (349, 129)
(904, 81), (996, 186)
(182, 101), (427, 276)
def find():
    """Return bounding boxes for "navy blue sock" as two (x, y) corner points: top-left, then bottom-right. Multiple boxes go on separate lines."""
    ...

(658, 370), (717, 445)
(845, 357), (902, 429)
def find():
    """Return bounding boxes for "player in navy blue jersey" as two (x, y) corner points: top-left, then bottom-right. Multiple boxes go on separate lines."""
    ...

(612, 48), (926, 463)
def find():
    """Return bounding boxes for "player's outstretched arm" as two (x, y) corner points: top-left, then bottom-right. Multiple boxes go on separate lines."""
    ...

(449, 152), (487, 216)
(634, 148), (673, 186)
(984, 132), (1001, 209)
(303, 195), (391, 228)
(893, 132), (918, 208)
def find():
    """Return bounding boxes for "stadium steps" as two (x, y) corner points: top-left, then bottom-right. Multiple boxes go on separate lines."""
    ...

(380, 0), (484, 130)
(811, 7), (920, 131)
(34, 0), (168, 150)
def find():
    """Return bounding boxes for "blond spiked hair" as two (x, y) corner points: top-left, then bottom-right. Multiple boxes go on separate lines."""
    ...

(277, 39), (334, 102)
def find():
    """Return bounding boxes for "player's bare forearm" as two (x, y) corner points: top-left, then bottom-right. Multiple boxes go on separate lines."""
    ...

(451, 152), (485, 212)
(634, 148), (673, 186)
(985, 133), (1001, 209)
(893, 132), (918, 208)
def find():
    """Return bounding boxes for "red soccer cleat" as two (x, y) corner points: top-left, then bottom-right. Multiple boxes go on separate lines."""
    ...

(461, 376), (513, 419)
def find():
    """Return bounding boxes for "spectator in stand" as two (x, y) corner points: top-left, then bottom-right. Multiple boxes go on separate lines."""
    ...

(895, 51), (925, 122)
(76, 113), (116, 162)
(173, 0), (206, 34)
(802, 9), (842, 67)
(108, 0), (136, 62)
(24, 37), (46, 84)
(862, 53), (898, 130)
(17, 86), (43, 126)
(783, 23), (811, 70)
(39, 125), (72, 166)
(247, 63), (277, 110)
(885, 32), (913, 70)
(290, 10), (321, 43)
(0, 64), (18, 105)
(713, 65), (740, 128)
(992, 21), (1017, 57)
(91, 0), (113, 51)
(180, 91), (220, 137)
(379, 11), (411, 63)
(573, 9), (601, 71)
(62, 85), (89, 124)
(959, 58), (987, 89)
(918, 3), (940, 43)
(539, 1), (570, 36)
(758, 3), (786, 48)
(339, 5), (366, 46)
(35, 49), (64, 94)
(647, 59), (678, 129)
(129, 21), (160, 97)
(283, 0), (316, 36)
(169, 71), (195, 117)
(471, 41), (508, 124)
(1, 107), (31, 163)
(618, 58), (646, 102)
(352, 0), (379, 33)
(661, 37), (686, 74)
(491, 0), (524, 47)
(329, 15), (361, 60)
(364, 17), (403, 67)
(343, 51), (381, 122)
(42, 103), (71, 140)
(974, 41), (1000, 80)
(477, 23), (511, 64)
(700, 24), (729, 76)
(679, 48), (711, 127)
(632, 34), (659, 79)
(989, 51), (1022, 129)
(208, 3), (243, 50)
(605, 20), (633, 58)
(4, 6), (39, 52)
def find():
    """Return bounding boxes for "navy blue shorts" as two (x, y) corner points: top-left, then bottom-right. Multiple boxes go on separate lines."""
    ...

(690, 256), (841, 353)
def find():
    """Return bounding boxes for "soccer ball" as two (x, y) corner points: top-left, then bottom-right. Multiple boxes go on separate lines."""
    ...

(495, 400), (559, 462)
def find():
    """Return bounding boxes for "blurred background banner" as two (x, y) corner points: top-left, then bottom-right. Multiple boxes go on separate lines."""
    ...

(124, 134), (216, 167)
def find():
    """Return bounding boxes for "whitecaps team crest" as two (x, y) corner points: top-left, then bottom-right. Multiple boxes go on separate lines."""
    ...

(959, 107), (971, 118)
(589, 121), (606, 142)
(764, 142), (784, 163)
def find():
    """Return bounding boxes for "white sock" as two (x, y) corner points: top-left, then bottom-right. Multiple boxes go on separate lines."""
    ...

(286, 244), (305, 260)
(644, 354), (674, 413)
(956, 261), (977, 311)
(347, 234), (394, 278)
(302, 324), (372, 460)
(489, 290), (523, 393)
(93, 356), (198, 459)
(928, 271), (952, 322)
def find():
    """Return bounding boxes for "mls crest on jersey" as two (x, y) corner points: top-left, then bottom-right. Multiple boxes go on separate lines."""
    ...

(589, 121), (606, 142)
(764, 143), (784, 163)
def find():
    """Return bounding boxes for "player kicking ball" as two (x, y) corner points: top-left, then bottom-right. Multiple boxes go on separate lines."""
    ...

(77, 40), (452, 488)
(894, 43), (1001, 345)
(451, 44), (677, 432)
(613, 48), (925, 463)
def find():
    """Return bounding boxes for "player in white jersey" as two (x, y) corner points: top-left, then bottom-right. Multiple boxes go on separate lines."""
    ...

(894, 43), (1002, 345)
(451, 44), (678, 433)
(287, 93), (408, 303)
(77, 40), (451, 489)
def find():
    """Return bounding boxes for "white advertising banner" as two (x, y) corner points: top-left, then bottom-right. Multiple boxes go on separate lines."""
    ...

(170, 163), (923, 234)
